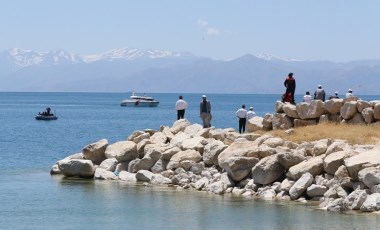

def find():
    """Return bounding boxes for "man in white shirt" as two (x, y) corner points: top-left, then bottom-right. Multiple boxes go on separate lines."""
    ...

(236, 104), (248, 134)
(303, 91), (313, 104)
(247, 107), (257, 120)
(346, 89), (354, 98)
(175, 95), (188, 120)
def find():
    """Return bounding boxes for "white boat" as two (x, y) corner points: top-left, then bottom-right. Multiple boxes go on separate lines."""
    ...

(120, 93), (159, 107)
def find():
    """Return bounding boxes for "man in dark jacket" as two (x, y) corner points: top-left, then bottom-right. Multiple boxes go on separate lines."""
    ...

(284, 72), (296, 104)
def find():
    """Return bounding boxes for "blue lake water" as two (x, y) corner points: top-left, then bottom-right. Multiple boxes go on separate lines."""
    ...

(1, 92), (380, 229)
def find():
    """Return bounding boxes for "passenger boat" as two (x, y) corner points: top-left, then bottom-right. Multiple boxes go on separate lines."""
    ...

(120, 92), (159, 107)
(35, 107), (58, 120)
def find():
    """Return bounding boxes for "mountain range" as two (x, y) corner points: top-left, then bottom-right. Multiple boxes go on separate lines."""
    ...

(1, 47), (380, 95)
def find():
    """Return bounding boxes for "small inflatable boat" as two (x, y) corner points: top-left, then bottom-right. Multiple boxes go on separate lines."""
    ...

(35, 114), (58, 120)
(35, 107), (58, 120)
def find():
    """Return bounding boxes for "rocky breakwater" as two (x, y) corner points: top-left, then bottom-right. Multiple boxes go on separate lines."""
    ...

(51, 119), (380, 213)
(246, 97), (380, 132)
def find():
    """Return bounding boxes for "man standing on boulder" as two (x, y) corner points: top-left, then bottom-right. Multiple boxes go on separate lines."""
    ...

(200, 95), (212, 128)
(284, 72), (296, 104)
(175, 95), (188, 120)
(236, 104), (247, 134)
(314, 85), (326, 101)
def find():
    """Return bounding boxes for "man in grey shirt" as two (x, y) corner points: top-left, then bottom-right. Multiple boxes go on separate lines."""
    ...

(314, 85), (326, 102)
(200, 95), (212, 128)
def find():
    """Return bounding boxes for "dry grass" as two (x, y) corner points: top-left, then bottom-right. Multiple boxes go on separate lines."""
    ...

(260, 122), (380, 145)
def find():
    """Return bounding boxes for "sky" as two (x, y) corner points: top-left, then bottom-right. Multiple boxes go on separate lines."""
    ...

(1, 0), (380, 62)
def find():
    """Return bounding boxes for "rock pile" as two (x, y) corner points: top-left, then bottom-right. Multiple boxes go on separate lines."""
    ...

(51, 119), (380, 213)
(246, 97), (380, 132)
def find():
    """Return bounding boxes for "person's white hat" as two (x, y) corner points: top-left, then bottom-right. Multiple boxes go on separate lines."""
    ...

(335, 91), (338, 94)
(318, 84), (322, 88)
(249, 107), (253, 110)
(348, 89), (353, 92)
(202, 95), (206, 98)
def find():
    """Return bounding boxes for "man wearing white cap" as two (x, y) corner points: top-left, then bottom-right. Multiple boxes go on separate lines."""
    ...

(328, 91), (339, 99)
(247, 106), (257, 120)
(346, 89), (354, 98)
(314, 85), (326, 101)
(200, 95), (212, 128)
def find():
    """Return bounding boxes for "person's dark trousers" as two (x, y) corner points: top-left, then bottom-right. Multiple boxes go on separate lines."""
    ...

(286, 89), (295, 103)
(238, 118), (247, 133)
(177, 110), (185, 120)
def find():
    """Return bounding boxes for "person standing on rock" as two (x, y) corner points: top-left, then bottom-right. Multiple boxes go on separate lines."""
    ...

(284, 72), (296, 104)
(314, 85), (326, 101)
(236, 104), (248, 134)
(200, 95), (212, 128)
(175, 95), (188, 120)
(247, 106), (257, 120)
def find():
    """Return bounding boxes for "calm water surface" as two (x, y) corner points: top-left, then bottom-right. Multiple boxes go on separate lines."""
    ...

(1, 92), (380, 229)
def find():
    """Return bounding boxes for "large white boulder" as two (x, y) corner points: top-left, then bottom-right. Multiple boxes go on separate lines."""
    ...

(362, 107), (375, 124)
(251, 155), (286, 185)
(340, 101), (358, 120)
(289, 172), (313, 200)
(132, 132), (150, 144)
(184, 124), (203, 137)
(262, 113), (273, 130)
(344, 143), (380, 180)
(306, 184), (328, 197)
(170, 119), (191, 134)
(166, 149), (202, 170)
(277, 151), (306, 169)
(150, 132), (168, 144)
(94, 168), (117, 180)
(296, 100), (326, 119)
(283, 103), (300, 119)
(272, 113), (293, 130)
(135, 170), (154, 182)
(105, 141), (137, 162)
(220, 157), (259, 182)
(82, 139), (108, 165)
(360, 193), (380, 212)
(180, 136), (205, 154)
(58, 159), (95, 178)
(287, 155), (325, 180)
(150, 174), (172, 185)
(324, 99), (344, 114)
(218, 138), (258, 165)
(118, 171), (137, 182)
(203, 140), (227, 166)
(357, 100), (372, 113)
(98, 158), (118, 171)
(246, 116), (264, 132)
(344, 189), (368, 210)
(358, 167), (380, 188)
(323, 151), (348, 175)
(374, 102), (380, 120)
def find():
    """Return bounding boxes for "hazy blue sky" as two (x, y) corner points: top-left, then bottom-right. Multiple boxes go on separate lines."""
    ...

(1, 0), (379, 61)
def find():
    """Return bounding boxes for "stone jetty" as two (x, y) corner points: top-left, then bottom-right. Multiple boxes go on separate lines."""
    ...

(246, 97), (380, 132)
(51, 98), (380, 214)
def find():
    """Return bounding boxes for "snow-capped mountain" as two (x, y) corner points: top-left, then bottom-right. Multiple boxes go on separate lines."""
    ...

(82, 47), (194, 63)
(254, 53), (302, 62)
(1, 47), (380, 94)
(5, 48), (82, 67)
(0, 47), (195, 70)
